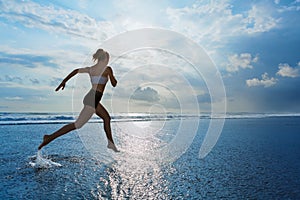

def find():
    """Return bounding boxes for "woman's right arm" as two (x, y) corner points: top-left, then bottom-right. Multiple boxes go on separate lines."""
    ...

(55, 67), (90, 91)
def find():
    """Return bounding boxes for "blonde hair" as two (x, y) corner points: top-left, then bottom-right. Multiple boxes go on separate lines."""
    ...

(93, 49), (107, 62)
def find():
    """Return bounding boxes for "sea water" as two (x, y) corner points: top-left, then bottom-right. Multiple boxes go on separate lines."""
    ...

(0, 113), (300, 199)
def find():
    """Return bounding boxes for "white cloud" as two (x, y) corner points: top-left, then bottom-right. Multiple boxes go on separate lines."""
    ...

(226, 53), (258, 72)
(166, 0), (279, 47)
(276, 63), (299, 78)
(244, 5), (279, 34)
(246, 73), (277, 88)
(166, 1), (242, 44)
(0, 1), (116, 41)
(277, 0), (300, 12)
(5, 96), (23, 100)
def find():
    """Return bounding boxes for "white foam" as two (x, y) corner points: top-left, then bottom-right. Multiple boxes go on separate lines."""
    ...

(29, 151), (62, 168)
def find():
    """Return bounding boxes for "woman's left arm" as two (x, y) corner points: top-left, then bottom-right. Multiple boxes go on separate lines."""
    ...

(107, 66), (117, 87)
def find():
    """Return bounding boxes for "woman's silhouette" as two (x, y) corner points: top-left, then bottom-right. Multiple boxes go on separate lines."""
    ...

(38, 49), (119, 152)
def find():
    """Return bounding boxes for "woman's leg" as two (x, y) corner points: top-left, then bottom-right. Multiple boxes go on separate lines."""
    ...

(96, 103), (119, 152)
(38, 106), (95, 150)
(38, 123), (76, 150)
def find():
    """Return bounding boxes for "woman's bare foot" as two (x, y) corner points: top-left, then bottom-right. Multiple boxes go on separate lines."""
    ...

(38, 135), (51, 150)
(107, 141), (120, 152)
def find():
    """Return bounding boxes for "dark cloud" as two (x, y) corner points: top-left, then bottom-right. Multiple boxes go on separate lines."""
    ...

(131, 87), (160, 102)
(0, 51), (58, 68)
(29, 78), (40, 85)
(4, 75), (23, 83)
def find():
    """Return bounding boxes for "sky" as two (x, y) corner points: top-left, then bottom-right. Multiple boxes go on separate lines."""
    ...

(0, 0), (299, 114)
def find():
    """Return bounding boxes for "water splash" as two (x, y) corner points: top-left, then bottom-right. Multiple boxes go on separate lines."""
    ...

(29, 150), (62, 168)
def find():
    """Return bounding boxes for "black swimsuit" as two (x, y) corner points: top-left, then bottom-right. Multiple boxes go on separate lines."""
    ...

(83, 89), (103, 109)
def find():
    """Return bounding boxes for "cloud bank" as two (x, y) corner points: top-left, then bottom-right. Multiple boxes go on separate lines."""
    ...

(131, 86), (160, 102)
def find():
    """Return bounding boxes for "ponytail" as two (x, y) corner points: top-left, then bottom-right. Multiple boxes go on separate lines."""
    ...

(93, 49), (106, 62)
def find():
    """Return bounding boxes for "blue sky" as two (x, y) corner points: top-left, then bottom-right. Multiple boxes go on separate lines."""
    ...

(0, 0), (299, 113)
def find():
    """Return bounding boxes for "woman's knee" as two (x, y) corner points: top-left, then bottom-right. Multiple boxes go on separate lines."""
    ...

(74, 120), (85, 129)
(103, 114), (111, 122)
(69, 122), (76, 130)
(97, 111), (111, 121)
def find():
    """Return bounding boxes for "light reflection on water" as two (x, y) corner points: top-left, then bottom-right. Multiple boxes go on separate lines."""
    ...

(94, 157), (173, 199)
(79, 120), (184, 199)
(78, 119), (184, 163)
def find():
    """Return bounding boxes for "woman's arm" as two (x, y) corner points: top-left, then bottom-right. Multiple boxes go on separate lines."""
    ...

(107, 67), (117, 87)
(55, 67), (90, 91)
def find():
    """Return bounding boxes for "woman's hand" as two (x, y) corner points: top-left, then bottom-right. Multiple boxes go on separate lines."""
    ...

(111, 79), (117, 87)
(55, 81), (66, 91)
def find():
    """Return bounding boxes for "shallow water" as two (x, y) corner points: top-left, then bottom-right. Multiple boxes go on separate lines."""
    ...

(1, 117), (300, 199)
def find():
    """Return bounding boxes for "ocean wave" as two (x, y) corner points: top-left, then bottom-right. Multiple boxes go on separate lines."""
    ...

(0, 112), (299, 125)
(223, 113), (300, 119)
(0, 112), (199, 125)
(0, 113), (76, 125)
